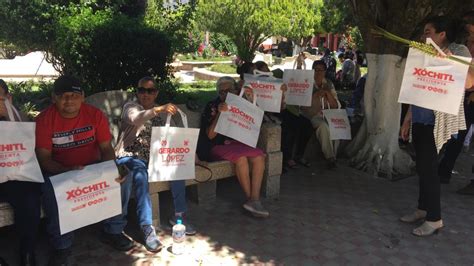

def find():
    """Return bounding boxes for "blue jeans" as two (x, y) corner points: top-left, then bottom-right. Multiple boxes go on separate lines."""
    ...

(103, 157), (187, 234)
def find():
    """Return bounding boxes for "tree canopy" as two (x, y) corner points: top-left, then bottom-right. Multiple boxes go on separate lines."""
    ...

(0, 1), (174, 94)
(196, 0), (322, 62)
(320, 0), (354, 34)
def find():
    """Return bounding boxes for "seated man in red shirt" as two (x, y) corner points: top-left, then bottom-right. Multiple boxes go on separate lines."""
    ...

(35, 76), (152, 266)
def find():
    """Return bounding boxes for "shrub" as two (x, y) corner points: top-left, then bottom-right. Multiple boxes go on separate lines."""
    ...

(8, 80), (54, 118)
(55, 7), (172, 94)
(210, 33), (237, 55)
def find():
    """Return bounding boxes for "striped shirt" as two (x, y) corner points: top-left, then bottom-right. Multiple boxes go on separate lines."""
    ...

(433, 43), (471, 152)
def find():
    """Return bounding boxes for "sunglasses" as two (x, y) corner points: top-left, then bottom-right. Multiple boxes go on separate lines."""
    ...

(136, 87), (158, 94)
(219, 88), (236, 95)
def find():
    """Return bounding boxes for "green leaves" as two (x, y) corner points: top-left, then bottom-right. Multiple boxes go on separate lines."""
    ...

(0, 1), (172, 94)
(145, 0), (197, 54)
(320, 0), (354, 34)
(196, 0), (321, 61)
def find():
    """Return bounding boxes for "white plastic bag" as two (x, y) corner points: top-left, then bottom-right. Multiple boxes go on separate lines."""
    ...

(283, 66), (314, 106)
(321, 99), (352, 140)
(243, 71), (283, 113)
(215, 89), (264, 148)
(148, 108), (200, 181)
(398, 39), (470, 115)
(0, 99), (43, 183)
(49, 160), (121, 234)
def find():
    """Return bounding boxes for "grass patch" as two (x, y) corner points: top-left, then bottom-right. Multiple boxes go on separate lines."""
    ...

(207, 64), (237, 74)
(173, 81), (216, 110)
(176, 54), (234, 62)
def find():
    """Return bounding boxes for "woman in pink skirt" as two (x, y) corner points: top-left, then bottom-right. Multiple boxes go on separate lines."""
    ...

(198, 76), (269, 218)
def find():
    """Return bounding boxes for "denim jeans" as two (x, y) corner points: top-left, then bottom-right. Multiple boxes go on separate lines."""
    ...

(103, 157), (152, 234)
(103, 157), (187, 234)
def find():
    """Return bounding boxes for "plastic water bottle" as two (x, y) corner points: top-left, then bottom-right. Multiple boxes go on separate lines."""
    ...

(172, 219), (186, 255)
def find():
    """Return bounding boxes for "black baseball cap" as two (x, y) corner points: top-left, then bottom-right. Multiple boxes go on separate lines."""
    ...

(53, 75), (83, 95)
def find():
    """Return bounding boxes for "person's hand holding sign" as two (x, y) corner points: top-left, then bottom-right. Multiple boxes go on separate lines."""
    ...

(154, 103), (177, 115)
(217, 102), (229, 113)
(436, 47), (473, 89)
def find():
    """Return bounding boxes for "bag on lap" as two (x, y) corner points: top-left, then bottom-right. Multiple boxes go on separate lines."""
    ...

(49, 160), (121, 234)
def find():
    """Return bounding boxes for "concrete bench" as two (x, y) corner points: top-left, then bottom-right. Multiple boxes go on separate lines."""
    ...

(0, 90), (282, 228)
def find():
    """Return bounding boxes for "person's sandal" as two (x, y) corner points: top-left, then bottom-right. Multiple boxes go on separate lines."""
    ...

(400, 209), (426, 223)
(412, 221), (443, 237)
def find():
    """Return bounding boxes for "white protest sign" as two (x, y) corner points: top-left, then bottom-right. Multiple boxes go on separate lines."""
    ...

(243, 72), (283, 113)
(50, 160), (121, 235)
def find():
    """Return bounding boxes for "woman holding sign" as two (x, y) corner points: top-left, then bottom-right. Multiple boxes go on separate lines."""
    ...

(301, 60), (340, 169)
(400, 16), (473, 237)
(198, 77), (269, 218)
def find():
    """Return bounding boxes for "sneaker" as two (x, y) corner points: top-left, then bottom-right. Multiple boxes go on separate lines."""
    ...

(100, 231), (134, 251)
(243, 200), (270, 218)
(48, 248), (71, 266)
(142, 225), (163, 253)
(169, 214), (197, 235)
(457, 181), (474, 195)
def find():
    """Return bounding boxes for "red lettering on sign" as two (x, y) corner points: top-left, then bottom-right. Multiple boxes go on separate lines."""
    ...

(249, 82), (276, 90)
(0, 143), (27, 152)
(66, 181), (110, 200)
(161, 154), (185, 163)
(413, 68), (455, 82)
(158, 147), (190, 154)
(229, 106), (255, 124)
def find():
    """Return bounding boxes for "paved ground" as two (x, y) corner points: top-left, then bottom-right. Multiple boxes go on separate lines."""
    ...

(2, 152), (474, 265)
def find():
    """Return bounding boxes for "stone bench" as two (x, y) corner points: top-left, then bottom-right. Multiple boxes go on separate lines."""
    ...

(0, 90), (282, 228)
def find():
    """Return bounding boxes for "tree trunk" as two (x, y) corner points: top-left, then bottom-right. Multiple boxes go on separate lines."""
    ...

(345, 53), (413, 178)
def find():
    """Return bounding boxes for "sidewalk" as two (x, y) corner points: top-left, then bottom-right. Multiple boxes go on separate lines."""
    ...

(1, 154), (474, 265)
